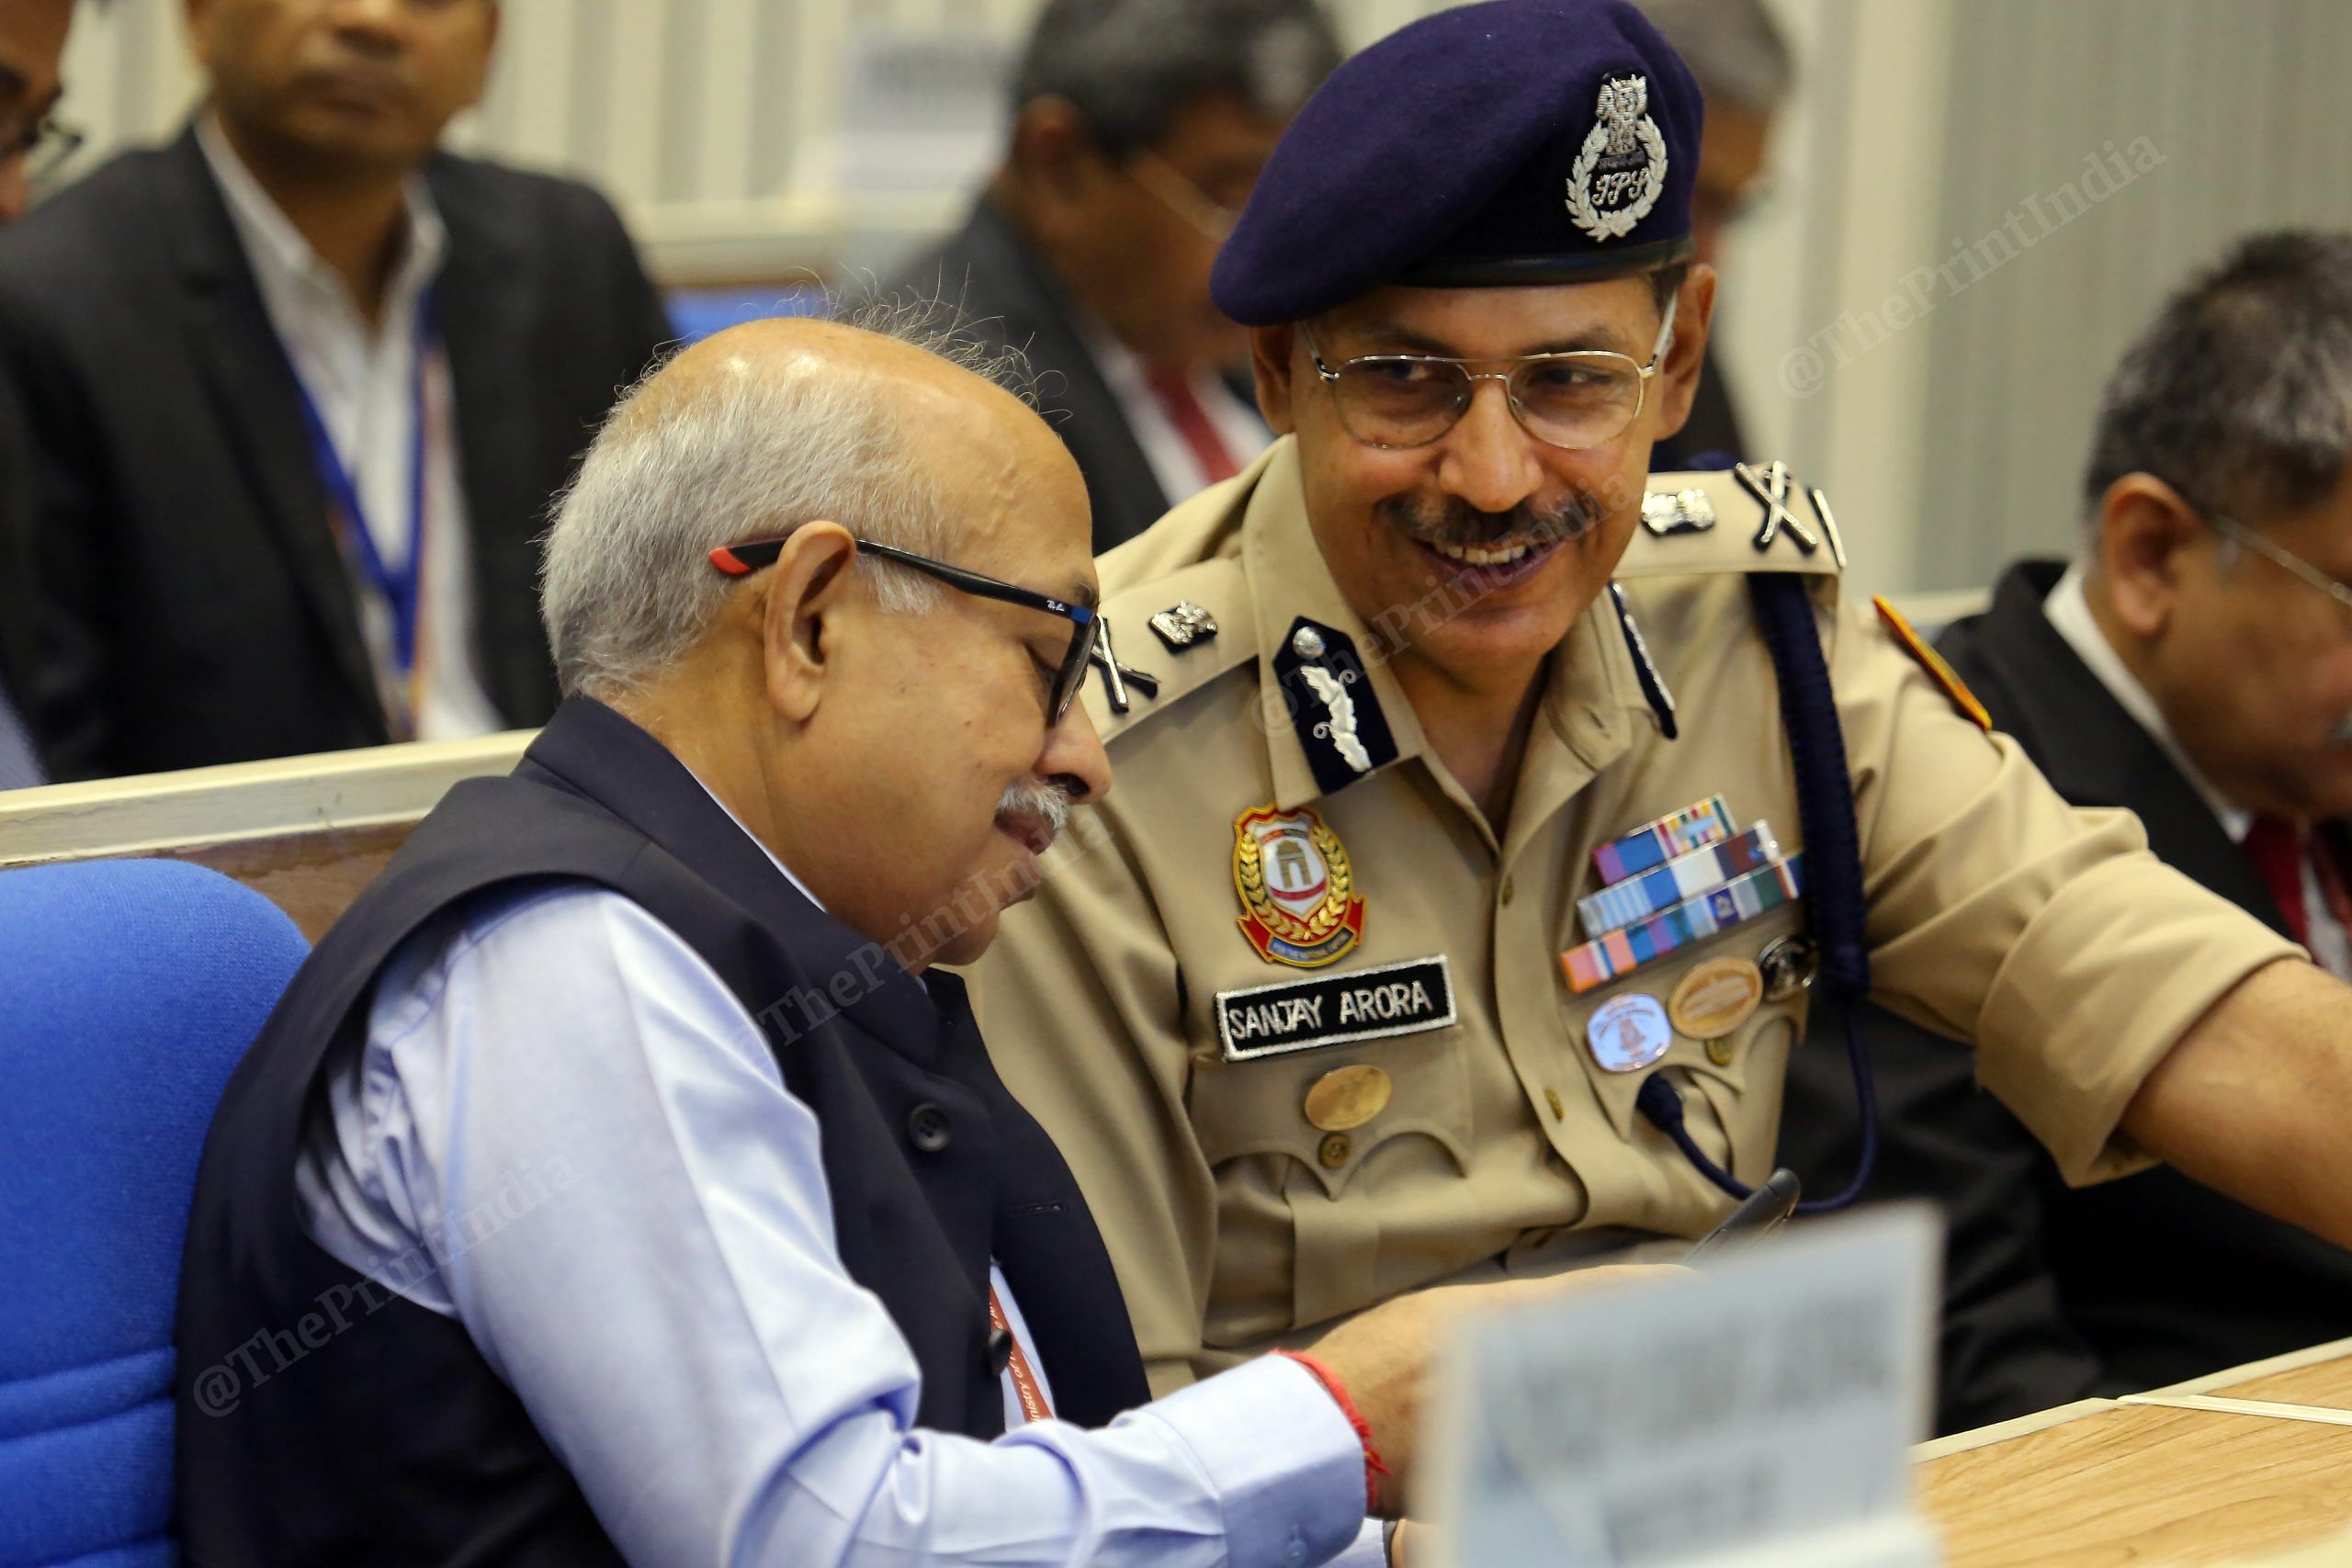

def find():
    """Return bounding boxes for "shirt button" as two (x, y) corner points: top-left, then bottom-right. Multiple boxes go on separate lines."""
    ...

(1545, 1089), (1565, 1121)
(1499, 874), (1517, 906)
(907, 1102), (953, 1153)
(1317, 1133), (1352, 1168)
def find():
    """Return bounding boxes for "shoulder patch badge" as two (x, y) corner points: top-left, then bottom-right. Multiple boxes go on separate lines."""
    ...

(1872, 595), (1992, 732)
(1232, 804), (1366, 967)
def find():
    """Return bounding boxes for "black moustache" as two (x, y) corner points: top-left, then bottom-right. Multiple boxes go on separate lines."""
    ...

(1374, 492), (1606, 549)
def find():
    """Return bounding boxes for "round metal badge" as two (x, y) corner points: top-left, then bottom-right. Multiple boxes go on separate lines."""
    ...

(1757, 935), (1820, 1002)
(1304, 1065), (1393, 1132)
(1585, 993), (1673, 1074)
(1669, 957), (1765, 1042)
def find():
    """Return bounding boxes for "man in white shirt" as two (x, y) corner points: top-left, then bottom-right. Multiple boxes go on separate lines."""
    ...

(0, 0), (671, 776)
(175, 311), (1650, 1566)
(888, 0), (1338, 553)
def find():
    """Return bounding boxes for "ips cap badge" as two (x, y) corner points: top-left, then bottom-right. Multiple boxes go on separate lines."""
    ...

(1232, 805), (1366, 967)
(1566, 74), (1668, 243)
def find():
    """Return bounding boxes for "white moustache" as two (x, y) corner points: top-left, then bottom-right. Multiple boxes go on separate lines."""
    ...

(995, 778), (1071, 852)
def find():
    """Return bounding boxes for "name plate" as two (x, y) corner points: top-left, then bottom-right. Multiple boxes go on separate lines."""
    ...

(1428, 1207), (1942, 1568)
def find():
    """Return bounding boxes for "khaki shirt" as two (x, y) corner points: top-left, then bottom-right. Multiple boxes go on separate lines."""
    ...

(971, 438), (2299, 1396)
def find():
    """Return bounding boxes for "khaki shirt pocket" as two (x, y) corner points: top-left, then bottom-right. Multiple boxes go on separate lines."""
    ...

(1186, 1027), (1474, 1200)
(1565, 904), (1810, 1194)
(1187, 1027), (1475, 1336)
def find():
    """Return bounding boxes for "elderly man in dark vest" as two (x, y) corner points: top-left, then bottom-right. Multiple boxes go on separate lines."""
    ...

(174, 313), (1614, 1566)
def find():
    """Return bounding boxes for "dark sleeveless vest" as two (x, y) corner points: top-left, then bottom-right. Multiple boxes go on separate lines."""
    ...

(174, 696), (1150, 1565)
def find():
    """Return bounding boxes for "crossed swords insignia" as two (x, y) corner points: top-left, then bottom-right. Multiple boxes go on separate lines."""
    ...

(1088, 615), (1159, 714)
(1734, 459), (1848, 570)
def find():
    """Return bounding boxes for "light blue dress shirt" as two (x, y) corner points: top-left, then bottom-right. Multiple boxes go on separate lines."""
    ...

(293, 832), (1386, 1565)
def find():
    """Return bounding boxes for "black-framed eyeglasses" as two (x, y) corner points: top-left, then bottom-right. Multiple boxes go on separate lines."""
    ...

(1303, 295), (1679, 451)
(2201, 510), (2352, 629)
(708, 535), (1100, 723)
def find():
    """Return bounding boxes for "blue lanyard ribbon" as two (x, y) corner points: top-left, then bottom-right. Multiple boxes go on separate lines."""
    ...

(289, 284), (439, 678)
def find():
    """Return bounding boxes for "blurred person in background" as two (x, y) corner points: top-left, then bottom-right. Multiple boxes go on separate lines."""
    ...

(888, 0), (1340, 554)
(0, 0), (672, 781)
(0, 0), (79, 791)
(1930, 230), (2352, 1393)
(1633, 0), (1792, 471)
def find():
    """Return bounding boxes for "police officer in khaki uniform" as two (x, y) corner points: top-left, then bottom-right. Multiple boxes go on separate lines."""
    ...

(971, 0), (2349, 1399)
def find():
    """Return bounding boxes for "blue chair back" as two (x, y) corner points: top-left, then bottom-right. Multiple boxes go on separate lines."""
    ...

(0, 860), (309, 1568)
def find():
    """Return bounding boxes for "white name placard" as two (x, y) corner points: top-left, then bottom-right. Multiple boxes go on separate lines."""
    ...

(1428, 1206), (1943, 1568)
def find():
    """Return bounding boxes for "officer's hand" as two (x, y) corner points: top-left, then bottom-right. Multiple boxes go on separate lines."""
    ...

(1310, 1265), (1686, 1516)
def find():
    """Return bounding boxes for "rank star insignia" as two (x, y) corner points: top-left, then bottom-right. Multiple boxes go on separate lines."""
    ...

(1231, 805), (1366, 967)
(1566, 73), (1668, 243)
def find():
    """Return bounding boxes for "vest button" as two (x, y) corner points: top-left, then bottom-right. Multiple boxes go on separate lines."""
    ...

(987, 1324), (1013, 1375)
(1317, 1132), (1351, 1168)
(908, 1102), (953, 1153)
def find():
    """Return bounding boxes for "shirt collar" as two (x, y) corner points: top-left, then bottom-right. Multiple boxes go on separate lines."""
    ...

(681, 766), (831, 915)
(1239, 440), (1644, 813)
(2044, 561), (2253, 840)
(196, 112), (447, 334)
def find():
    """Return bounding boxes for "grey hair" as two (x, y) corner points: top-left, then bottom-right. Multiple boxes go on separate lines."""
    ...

(2084, 230), (2352, 531)
(1012, 0), (1341, 157)
(1631, 0), (1795, 115)
(539, 298), (1037, 702)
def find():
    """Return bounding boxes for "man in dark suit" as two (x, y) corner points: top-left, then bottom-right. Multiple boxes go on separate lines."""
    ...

(0, 0), (78, 790)
(888, 0), (1339, 554)
(1790, 231), (2352, 1430)
(0, 0), (671, 780)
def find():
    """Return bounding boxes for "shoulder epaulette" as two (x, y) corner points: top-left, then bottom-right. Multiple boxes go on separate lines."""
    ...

(1084, 557), (1258, 743)
(1615, 461), (1847, 581)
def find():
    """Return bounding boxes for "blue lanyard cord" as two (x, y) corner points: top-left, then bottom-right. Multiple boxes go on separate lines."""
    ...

(288, 283), (439, 677)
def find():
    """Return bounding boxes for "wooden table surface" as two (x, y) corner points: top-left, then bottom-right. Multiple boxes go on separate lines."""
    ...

(1915, 1339), (2352, 1565)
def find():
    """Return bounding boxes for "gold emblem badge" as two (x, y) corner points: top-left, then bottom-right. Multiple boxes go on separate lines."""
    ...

(1232, 805), (1365, 967)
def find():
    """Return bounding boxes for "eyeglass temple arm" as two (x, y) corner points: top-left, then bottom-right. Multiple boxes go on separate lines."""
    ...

(854, 538), (1093, 621)
(1647, 291), (1680, 370)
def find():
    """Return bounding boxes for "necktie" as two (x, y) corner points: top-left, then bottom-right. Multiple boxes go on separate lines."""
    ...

(2241, 815), (2312, 950)
(1143, 367), (1242, 487)
(2314, 833), (2352, 953)
(0, 677), (43, 791)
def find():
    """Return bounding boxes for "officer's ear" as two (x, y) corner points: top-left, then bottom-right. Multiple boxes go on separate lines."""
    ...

(2098, 474), (2204, 640)
(760, 521), (860, 724)
(1647, 264), (1717, 441)
(1250, 324), (1299, 434)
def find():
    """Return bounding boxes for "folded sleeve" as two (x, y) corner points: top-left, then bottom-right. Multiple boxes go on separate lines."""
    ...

(1829, 592), (2304, 1183)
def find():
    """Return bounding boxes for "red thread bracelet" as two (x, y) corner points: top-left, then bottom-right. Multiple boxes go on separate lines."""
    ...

(1272, 1349), (1392, 1511)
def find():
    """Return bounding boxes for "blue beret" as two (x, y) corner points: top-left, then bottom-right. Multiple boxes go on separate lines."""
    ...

(1212, 0), (1702, 326)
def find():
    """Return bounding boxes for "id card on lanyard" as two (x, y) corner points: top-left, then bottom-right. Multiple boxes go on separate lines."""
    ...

(289, 283), (439, 740)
